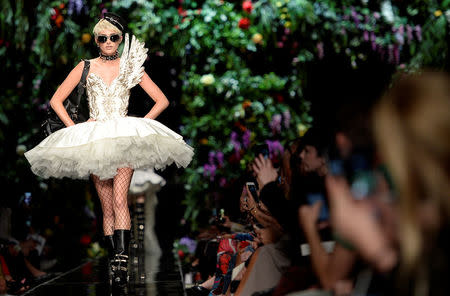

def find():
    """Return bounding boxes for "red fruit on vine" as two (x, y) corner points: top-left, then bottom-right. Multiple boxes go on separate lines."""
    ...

(238, 18), (251, 29)
(242, 1), (253, 13)
(178, 250), (185, 259)
(80, 235), (91, 246)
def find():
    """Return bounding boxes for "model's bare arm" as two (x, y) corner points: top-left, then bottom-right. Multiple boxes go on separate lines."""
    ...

(49, 61), (84, 127)
(139, 72), (169, 120)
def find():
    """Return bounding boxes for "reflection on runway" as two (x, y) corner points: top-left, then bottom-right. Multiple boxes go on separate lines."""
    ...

(23, 248), (185, 296)
(23, 187), (185, 296)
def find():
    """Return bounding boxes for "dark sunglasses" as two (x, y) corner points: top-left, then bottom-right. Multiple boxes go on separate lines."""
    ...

(97, 34), (121, 43)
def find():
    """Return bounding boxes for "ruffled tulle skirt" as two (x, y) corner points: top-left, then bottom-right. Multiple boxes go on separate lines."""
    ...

(24, 117), (194, 180)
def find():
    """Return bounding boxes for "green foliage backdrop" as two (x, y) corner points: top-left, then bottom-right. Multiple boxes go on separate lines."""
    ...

(1, 0), (448, 230)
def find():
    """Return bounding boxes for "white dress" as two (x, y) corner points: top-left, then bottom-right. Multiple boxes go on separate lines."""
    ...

(25, 34), (194, 180)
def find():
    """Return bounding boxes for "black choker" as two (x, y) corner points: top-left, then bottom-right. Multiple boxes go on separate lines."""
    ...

(99, 50), (119, 60)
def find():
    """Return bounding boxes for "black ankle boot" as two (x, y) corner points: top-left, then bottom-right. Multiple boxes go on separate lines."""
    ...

(112, 229), (130, 286)
(105, 235), (115, 260)
(104, 235), (115, 281)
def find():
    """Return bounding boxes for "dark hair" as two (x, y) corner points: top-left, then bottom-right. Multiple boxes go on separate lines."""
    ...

(300, 126), (333, 158)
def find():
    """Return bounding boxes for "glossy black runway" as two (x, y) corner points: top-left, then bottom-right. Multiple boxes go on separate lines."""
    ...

(22, 247), (185, 296)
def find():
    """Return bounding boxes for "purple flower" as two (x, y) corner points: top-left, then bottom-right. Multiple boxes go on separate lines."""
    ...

(393, 44), (400, 64)
(231, 132), (242, 157)
(203, 164), (217, 181)
(216, 151), (224, 167)
(415, 25), (422, 41)
(231, 131), (239, 141)
(373, 12), (381, 19)
(269, 114), (282, 134)
(265, 140), (284, 157)
(242, 130), (251, 148)
(208, 151), (216, 164)
(282, 110), (291, 128)
(351, 7), (360, 27)
(363, 31), (369, 42)
(393, 25), (404, 45)
(316, 42), (324, 59)
(388, 44), (394, 64)
(370, 32), (377, 51)
(406, 25), (413, 44)
(219, 177), (227, 188)
(179, 237), (197, 254)
(101, 8), (108, 18)
(68, 0), (88, 15)
(340, 28), (347, 35)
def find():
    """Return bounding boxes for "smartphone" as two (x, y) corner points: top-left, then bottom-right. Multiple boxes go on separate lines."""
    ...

(219, 208), (225, 224)
(254, 144), (269, 159)
(328, 159), (346, 177)
(246, 182), (259, 203)
(306, 193), (329, 222)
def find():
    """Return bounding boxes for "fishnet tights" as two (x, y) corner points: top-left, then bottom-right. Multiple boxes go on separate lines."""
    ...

(92, 168), (134, 235)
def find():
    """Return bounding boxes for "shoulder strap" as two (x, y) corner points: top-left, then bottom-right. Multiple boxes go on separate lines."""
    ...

(81, 60), (91, 83)
(75, 60), (91, 106)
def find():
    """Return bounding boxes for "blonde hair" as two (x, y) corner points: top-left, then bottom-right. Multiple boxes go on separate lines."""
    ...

(373, 71), (450, 291)
(92, 19), (122, 36)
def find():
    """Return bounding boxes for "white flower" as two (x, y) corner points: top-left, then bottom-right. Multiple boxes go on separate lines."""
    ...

(200, 74), (215, 85)
(16, 144), (27, 155)
(381, 0), (395, 24)
(91, 242), (100, 253)
(445, 10), (450, 23)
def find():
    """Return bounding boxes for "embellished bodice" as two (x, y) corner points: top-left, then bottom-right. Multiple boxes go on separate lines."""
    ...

(86, 34), (148, 122)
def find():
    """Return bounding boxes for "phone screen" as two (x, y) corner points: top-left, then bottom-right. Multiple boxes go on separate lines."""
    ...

(254, 144), (269, 159)
(246, 182), (259, 203)
(306, 193), (329, 221)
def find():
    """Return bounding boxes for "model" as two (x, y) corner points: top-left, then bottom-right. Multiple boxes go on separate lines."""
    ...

(24, 13), (194, 286)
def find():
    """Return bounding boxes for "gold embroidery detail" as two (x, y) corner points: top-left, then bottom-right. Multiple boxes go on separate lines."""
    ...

(87, 34), (148, 122)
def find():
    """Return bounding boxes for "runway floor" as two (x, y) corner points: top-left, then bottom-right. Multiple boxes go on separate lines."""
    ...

(22, 245), (186, 296)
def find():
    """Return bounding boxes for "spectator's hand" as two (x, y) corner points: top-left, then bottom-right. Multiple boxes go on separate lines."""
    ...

(217, 234), (233, 240)
(252, 154), (278, 189)
(246, 188), (258, 212)
(240, 186), (249, 212)
(4, 275), (12, 282)
(222, 215), (232, 228)
(87, 118), (96, 122)
(254, 225), (281, 245)
(298, 201), (322, 232)
(20, 239), (34, 256)
(326, 175), (398, 272)
(333, 279), (354, 296)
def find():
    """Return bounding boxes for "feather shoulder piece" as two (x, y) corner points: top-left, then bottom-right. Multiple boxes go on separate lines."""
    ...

(119, 33), (148, 89)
